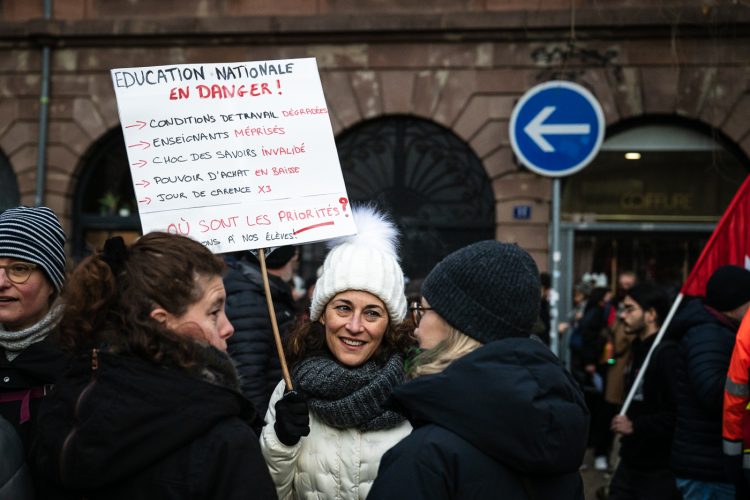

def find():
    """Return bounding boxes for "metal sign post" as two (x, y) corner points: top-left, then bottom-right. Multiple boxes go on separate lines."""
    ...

(509, 80), (605, 356)
(550, 178), (561, 355)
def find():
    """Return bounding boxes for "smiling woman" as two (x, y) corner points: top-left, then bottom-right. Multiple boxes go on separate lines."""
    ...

(260, 205), (416, 500)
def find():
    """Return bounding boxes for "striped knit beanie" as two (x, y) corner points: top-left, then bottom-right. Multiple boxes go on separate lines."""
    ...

(0, 206), (66, 292)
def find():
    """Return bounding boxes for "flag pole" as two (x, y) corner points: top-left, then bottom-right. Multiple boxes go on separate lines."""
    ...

(258, 248), (294, 391)
(621, 174), (750, 415)
(619, 293), (683, 415)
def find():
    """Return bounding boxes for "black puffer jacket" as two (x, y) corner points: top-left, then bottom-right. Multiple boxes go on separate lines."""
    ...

(0, 415), (33, 500)
(618, 334), (679, 470)
(31, 348), (277, 500)
(224, 255), (297, 421)
(0, 336), (68, 449)
(669, 298), (738, 481)
(368, 338), (588, 500)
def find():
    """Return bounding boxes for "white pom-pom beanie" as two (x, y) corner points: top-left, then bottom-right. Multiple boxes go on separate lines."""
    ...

(309, 206), (407, 324)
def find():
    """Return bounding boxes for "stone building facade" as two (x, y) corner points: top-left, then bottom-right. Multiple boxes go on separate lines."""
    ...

(1, 1), (749, 281)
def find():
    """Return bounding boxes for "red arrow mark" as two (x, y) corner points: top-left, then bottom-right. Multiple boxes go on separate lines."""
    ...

(125, 120), (147, 130)
(128, 141), (151, 150)
(138, 197), (152, 205)
(135, 180), (151, 188)
(131, 160), (148, 168)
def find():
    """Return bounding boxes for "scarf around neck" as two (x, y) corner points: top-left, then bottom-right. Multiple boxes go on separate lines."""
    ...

(292, 352), (406, 431)
(0, 301), (64, 362)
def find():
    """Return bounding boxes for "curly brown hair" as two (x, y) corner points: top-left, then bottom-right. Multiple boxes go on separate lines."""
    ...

(285, 313), (416, 368)
(60, 232), (226, 372)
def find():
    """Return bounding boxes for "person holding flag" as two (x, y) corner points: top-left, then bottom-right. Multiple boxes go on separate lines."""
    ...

(608, 282), (680, 500)
(610, 175), (750, 498)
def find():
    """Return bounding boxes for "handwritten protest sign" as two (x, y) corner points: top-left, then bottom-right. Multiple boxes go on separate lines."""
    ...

(110, 58), (356, 253)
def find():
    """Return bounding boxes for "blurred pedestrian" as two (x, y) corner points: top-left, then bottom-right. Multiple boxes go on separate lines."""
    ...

(671, 265), (750, 499)
(604, 271), (638, 417)
(0, 206), (68, 451)
(538, 271), (552, 345)
(368, 241), (588, 499)
(609, 282), (680, 500)
(579, 286), (615, 471)
(260, 206), (415, 500)
(32, 233), (276, 499)
(223, 246), (298, 422)
(562, 279), (591, 375)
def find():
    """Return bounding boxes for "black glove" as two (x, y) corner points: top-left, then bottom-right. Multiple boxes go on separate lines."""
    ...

(274, 390), (310, 446)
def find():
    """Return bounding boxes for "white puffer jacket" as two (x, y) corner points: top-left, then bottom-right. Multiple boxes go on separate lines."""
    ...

(260, 380), (412, 500)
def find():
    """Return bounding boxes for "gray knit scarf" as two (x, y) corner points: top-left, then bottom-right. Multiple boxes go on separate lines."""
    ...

(0, 301), (64, 362)
(292, 352), (406, 431)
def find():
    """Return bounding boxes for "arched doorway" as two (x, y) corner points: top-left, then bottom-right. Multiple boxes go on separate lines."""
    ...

(559, 116), (748, 314)
(73, 127), (140, 258)
(325, 115), (495, 283)
(0, 150), (20, 211)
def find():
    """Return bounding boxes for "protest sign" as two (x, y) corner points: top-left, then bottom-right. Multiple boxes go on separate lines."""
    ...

(110, 58), (356, 253)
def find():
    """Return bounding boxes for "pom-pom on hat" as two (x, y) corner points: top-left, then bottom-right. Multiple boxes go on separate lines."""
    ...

(422, 240), (540, 343)
(310, 206), (407, 324)
(0, 206), (66, 292)
(705, 265), (750, 312)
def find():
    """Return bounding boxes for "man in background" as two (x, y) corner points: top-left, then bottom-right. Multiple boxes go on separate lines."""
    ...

(223, 246), (298, 425)
(609, 282), (680, 499)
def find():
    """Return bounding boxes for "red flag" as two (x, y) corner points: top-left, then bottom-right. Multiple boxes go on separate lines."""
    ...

(681, 174), (750, 296)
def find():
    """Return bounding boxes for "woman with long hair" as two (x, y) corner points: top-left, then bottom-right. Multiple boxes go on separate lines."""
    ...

(260, 206), (415, 500)
(368, 240), (589, 500)
(32, 232), (276, 500)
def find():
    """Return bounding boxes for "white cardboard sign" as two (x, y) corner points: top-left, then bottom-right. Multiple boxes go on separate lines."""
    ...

(110, 58), (356, 253)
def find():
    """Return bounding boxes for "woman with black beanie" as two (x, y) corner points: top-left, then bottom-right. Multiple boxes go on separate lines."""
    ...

(368, 240), (589, 500)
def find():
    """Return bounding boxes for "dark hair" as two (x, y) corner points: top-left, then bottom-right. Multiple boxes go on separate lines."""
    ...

(60, 232), (226, 371)
(244, 245), (297, 270)
(540, 272), (551, 289)
(585, 286), (610, 314)
(626, 282), (669, 326)
(285, 317), (415, 368)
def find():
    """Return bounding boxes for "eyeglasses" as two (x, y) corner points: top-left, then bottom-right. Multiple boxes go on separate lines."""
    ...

(0, 262), (38, 285)
(409, 301), (433, 326)
(620, 304), (640, 315)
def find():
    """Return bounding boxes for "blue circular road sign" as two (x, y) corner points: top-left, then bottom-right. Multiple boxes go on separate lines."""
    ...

(509, 80), (605, 177)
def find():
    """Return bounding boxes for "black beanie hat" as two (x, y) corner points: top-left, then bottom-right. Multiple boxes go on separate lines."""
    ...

(705, 265), (750, 312)
(421, 240), (541, 343)
(246, 245), (297, 270)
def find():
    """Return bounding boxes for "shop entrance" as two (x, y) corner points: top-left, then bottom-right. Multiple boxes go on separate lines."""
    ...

(557, 117), (748, 324)
(558, 222), (715, 317)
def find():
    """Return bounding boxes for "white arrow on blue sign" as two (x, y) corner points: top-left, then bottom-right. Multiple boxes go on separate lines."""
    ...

(509, 80), (605, 178)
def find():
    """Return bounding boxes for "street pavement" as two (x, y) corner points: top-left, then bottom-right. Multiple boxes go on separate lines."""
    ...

(580, 448), (613, 500)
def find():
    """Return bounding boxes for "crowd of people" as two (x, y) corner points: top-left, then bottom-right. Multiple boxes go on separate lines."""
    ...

(564, 264), (750, 500)
(2, 202), (750, 500)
